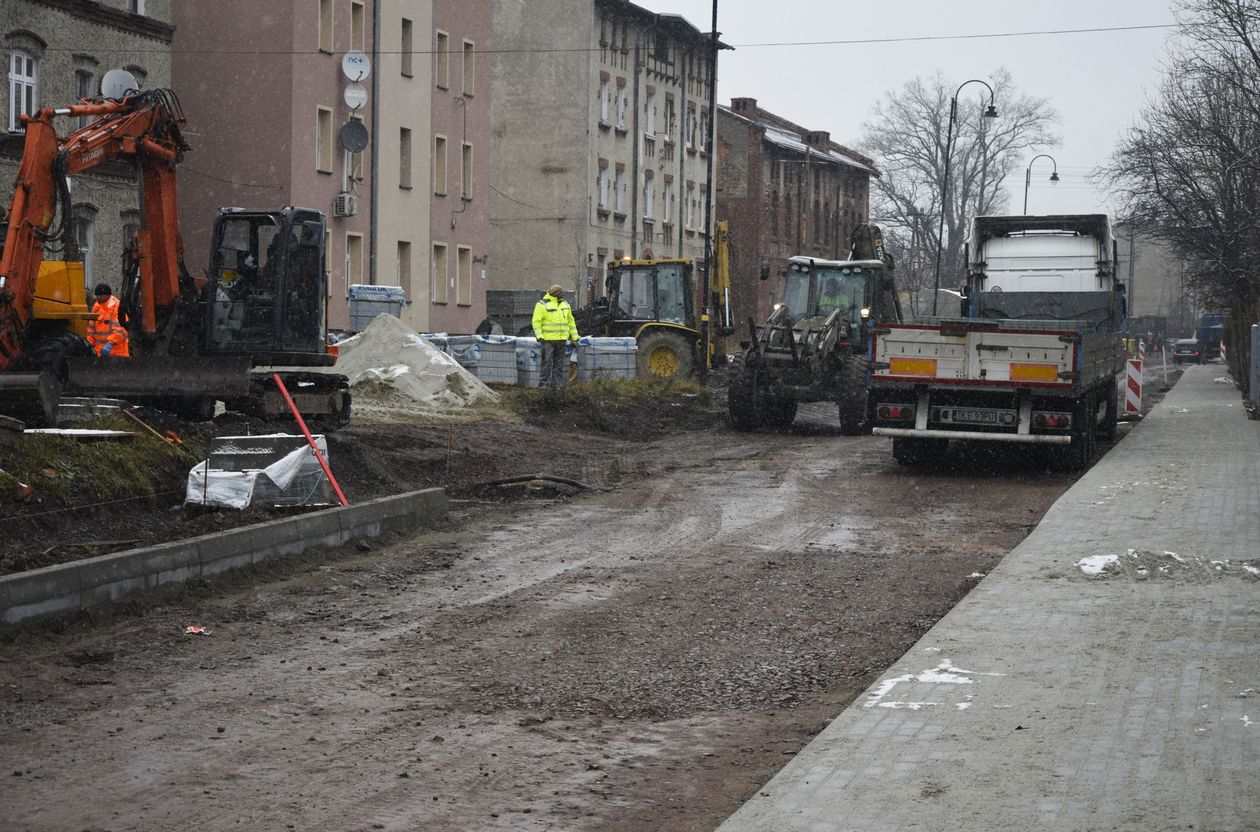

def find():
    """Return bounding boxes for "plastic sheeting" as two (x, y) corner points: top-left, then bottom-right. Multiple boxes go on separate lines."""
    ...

(186, 434), (332, 509)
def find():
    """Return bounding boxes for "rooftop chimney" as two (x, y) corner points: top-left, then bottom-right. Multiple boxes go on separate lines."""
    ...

(731, 97), (757, 113)
(804, 131), (831, 147)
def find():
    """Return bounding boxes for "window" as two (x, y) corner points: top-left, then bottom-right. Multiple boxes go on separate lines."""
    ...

(316, 107), (333, 172)
(686, 104), (697, 149)
(770, 191), (779, 238)
(615, 84), (628, 131)
(432, 243), (448, 303)
(598, 78), (610, 124)
(462, 41), (475, 95)
(351, 1), (366, 52)
(596, 165), (610, 212)
(399, 127), (412, 188)
(643, 177), (655, 220)
(397, 241), (412, 299)
(435, 31), (449, 88)
(318, 0), (333, 53)
(433, 135), (447, 194)
(401, 18), (413, 77)
(8, 50), (36, 132)
(644, 91), (655, 136)
(699, 108), (708, 152)
(614, 168), (626, 215)
(461, 142), (473, 199)
(662, 180), (674, 225)
(686, 183), (696, 228)
(75, 69), (94, 129)
(126, 0), (145, 13)
(346, 233), (364, 287)
(664, 96), (676, 138)
(456, 246), (472, 306)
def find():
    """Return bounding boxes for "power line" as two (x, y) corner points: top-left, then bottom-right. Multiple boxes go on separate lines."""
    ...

(33, 23), (1181, 56)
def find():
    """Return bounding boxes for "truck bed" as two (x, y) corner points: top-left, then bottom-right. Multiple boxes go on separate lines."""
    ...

(872, 319), (1124, 392)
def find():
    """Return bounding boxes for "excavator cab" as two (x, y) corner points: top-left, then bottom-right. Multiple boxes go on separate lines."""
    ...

(204, 207), (333, 367)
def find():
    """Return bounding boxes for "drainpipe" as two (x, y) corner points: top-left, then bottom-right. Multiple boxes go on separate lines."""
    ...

(369, 0), (381, 283)
(630, 40), (640, 257)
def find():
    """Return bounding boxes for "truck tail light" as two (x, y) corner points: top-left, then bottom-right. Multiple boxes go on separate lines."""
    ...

(1033, 411), (1072, 429)
(877, 404), (915, 421)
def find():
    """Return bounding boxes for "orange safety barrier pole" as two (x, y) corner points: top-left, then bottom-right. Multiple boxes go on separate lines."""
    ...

(272, 373), (348, 507)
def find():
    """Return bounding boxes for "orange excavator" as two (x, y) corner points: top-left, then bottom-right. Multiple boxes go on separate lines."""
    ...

(0, 87), (349, 425)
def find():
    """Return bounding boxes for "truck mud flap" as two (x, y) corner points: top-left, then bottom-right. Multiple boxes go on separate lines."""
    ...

(65, 355), (254, 399)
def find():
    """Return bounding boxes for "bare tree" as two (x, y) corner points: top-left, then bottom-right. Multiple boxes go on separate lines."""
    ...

(1105, 0), (1260, 379)
(859, 71), (1059, 315)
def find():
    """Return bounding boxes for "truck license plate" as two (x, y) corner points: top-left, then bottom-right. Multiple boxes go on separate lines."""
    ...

(954, 408), (997, 424)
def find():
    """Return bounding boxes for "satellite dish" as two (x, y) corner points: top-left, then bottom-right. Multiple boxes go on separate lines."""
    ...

(340, 120), (369, 153)
(100, 68), (139, 100)
(341, 51), (371, 82)
(343, 82), (368, 110)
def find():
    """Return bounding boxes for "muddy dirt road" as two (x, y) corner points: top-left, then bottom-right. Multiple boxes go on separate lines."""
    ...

(0, 406), (1085, 831)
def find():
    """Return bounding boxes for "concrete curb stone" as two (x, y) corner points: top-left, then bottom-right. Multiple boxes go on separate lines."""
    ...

(0, 488), (446, 625)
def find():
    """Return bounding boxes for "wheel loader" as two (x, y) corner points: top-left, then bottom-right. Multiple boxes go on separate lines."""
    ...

(728, 224), (902, 433)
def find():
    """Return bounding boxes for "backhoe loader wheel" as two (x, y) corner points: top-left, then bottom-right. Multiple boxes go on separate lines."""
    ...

(837, 356), (871, 435)
(637, 330), (694, 379)
(727, 353), (766, 431)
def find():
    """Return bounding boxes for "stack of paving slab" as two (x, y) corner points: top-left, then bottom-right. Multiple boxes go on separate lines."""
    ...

(446, 334), (519, 385)
(575, 336), (637, 382)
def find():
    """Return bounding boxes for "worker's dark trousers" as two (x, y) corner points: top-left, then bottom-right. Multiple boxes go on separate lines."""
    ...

(540, 340), (568, 391)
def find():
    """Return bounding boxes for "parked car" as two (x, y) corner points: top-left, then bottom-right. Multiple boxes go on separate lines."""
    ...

(1172, 338), (1204, 364)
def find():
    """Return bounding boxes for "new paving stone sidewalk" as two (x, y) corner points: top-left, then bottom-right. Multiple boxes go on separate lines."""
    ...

(718, 365), (1260, 832)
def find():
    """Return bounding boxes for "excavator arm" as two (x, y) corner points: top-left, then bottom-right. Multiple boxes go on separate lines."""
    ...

(0, 89), (189, 372)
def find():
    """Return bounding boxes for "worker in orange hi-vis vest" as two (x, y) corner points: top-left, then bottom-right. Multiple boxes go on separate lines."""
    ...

(87, 283), (130, 358)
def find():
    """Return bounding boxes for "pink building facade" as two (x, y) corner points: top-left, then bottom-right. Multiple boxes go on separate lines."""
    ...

(173, 0), (375, 331)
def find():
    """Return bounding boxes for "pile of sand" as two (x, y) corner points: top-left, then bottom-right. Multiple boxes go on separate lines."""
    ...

(326, 315), (500, 415)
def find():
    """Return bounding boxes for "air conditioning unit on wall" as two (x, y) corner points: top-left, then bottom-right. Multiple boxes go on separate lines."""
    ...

(333, 192), (358, 217)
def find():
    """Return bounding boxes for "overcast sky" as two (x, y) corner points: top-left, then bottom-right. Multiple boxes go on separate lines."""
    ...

(639, 0), (1180, 217)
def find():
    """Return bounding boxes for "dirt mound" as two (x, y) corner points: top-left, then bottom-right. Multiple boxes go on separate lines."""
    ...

(323, 315), (500, 416)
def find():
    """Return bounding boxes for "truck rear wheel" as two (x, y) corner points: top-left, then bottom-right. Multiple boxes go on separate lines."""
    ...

(728, 354), (766, 431)
(1097, 381), (1119, 440)
(1062, 392), (1097, 469)
(837, 356), (871, 435)
(637, 330), (694, 379)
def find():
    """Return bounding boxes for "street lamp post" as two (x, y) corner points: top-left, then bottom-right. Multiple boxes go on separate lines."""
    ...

(931, 79), (998, 315)
(1023, 154), (1059, 215)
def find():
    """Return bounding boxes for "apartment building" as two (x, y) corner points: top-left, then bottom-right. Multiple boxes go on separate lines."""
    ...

(716, 97), (877, 322)
(491, 0), (715, 306)
(427, 0), (491, 334)
(173, 0), (377, 331)
(1, 0), (173, 295)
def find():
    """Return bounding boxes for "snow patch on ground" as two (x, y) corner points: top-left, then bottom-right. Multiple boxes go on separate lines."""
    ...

(865, 660), (1003, 710)
(1078, 554), (1119, 575)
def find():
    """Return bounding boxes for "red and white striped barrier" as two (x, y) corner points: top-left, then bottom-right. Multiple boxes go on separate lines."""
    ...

(1125, 359), (1143, 414)
(1138, 340), (1146, 363)
(1221, 341), (1227, 363)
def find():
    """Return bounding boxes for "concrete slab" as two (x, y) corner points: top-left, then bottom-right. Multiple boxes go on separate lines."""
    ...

(717, 366), (1260, 832)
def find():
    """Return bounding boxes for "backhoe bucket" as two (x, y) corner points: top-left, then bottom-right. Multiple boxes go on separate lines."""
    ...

(0, 371), (63, 425)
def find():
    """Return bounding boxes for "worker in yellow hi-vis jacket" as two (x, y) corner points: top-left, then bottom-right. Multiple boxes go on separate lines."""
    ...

(532, 284), (579, 391)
